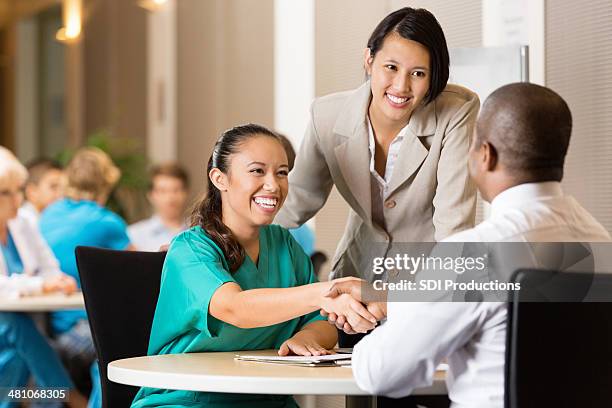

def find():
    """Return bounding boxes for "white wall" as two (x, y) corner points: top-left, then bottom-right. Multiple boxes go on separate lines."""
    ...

(147, 0), (177, 162)
(273, 0), (315, 150)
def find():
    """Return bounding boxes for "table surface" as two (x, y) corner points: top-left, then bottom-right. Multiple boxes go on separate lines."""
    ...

(0, 292), (84, 312)
(108, 349), (447, 396)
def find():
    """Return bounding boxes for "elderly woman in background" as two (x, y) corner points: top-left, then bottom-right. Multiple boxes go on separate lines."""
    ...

(0, 146), (87, 408)
(39, 147), (134, 408)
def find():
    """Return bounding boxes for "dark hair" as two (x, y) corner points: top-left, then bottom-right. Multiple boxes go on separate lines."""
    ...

(25, 158), (63, 186)
(366, 7), (449, 104)
(275, 133), (296, 171)
(476, 83), (572, 182)
(191, 123), (282, 272)
(149, 162), (190, 191)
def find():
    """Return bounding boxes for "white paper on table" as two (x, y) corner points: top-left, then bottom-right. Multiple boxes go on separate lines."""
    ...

(235, 353), (352, 365)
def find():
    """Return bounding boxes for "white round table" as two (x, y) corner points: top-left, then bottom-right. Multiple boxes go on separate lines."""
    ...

(0, 292), (84, 312)
(108, 349), (447, 407)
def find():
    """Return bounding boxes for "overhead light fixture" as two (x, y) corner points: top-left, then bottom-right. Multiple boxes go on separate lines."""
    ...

(138, 0), (168, 12)
(56, 0), (82, 43)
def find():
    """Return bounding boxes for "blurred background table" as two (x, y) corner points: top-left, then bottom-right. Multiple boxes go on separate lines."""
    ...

(0, 292), (84, 312)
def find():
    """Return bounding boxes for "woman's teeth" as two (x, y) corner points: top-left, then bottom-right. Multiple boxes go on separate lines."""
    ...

(253, 197), (278, 209)
(386, 93), (409, 104)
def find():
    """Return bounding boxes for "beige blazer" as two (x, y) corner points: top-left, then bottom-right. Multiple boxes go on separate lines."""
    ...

(276, 81), (479, 281)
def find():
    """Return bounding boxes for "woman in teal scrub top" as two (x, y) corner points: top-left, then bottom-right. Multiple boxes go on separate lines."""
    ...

(132, 124), (377, 408)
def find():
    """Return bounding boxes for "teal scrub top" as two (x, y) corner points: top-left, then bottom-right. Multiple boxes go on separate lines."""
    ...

(132, 224), (325, 408)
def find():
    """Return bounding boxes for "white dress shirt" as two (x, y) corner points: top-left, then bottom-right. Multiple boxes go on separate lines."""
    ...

(128, 215), (186, 252)
(352, 182), (611, 407)
(367, 117), (408, 229)
(0, 214), (63, 298)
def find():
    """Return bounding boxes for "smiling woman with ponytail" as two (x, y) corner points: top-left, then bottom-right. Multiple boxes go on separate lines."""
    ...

(192, 124), (280, 272)
(132, 124), (381, 408)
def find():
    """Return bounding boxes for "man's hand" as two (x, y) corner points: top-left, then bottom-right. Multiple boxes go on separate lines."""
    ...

(366, 301), (387, 321)
(322, 278), (387, 334)
(320, 293), (377, 333)
(325, 277), (363, 301)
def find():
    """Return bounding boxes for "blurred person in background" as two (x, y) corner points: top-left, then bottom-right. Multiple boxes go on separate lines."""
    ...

(128, 163), (189, 251)
(0, 146), (87, 408)
(39, 147), (134, 408)
(18, 158), (65, 227)
(276, 134), (315, 256)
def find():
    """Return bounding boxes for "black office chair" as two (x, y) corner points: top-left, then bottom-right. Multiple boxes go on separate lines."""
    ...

(505, 269), (612, 408)
(75, 246), (166, 408)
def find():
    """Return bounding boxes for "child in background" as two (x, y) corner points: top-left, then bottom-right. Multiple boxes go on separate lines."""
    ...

(18, 158), (65, 227)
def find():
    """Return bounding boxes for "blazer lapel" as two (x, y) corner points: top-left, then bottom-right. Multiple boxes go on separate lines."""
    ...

(334, 124), (372, 221)
(333, 82), (373, 222)
(387, 100), (437, 196)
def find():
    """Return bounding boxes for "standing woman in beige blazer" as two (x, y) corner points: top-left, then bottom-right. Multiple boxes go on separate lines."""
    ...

(276, 7), (479, 283)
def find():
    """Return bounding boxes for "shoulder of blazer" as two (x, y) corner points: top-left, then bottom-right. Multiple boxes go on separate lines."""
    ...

(435, 84), (480, 116)
(310, 82), (371, 138)
(310, 88), (358, 126)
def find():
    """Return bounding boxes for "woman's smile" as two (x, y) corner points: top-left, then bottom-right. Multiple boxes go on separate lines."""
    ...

(385, 92), (412, 108)
(252, 195), (279, 213)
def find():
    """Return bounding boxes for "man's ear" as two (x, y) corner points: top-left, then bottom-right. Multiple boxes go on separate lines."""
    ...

(363, 47), (373, 76)
(482, 142), (498, 172)
(209, 168), (228, 192)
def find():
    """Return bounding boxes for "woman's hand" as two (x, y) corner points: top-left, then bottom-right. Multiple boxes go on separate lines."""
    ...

(325, 277), (364, 301)
(320, 292), (377, 333)
(325, 301), (387, 334)
(43, 274), (77, 295)
(278, 331), (332, 356)
(321, 278), (387, 334)
(318, 277), (378, 333)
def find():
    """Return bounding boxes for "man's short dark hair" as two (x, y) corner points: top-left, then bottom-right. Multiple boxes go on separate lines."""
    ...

(25, 158), (63, 186)
(366, 7), (449, 104)
(149, 162), (189, 190)
(476, 83), (572, 182)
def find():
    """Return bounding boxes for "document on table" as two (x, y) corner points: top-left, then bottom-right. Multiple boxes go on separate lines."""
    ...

(234, 353), (352, 367)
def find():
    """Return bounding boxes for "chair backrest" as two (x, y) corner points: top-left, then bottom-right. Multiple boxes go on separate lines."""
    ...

(505, 269), (612, 408)
(310, 251), (328, 277)
(75, 246), (166, 408)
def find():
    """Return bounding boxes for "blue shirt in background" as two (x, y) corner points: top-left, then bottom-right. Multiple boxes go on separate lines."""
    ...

(288, 224), (315, 256)
(39, 199), (131, 334)
(0, 231), (24, 275)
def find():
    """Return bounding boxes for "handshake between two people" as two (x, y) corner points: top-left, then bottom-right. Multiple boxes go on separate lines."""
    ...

(320, 277), (387, 335)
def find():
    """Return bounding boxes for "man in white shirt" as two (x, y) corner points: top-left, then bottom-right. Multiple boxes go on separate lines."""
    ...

(327, 83), (611, 407)
(128, 163), (189, 251)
